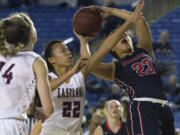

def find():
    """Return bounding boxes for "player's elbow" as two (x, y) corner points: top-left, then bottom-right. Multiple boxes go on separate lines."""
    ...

(136, 16), (146, 24)
(44, 104), (54, 116)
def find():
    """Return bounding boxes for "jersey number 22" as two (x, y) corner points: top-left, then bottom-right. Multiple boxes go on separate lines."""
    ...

(63, 101), (80, 118)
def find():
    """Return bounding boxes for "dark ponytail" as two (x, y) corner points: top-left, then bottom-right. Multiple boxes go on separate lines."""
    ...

(156, 61), (177, 78)
(43, 40), (63, 72)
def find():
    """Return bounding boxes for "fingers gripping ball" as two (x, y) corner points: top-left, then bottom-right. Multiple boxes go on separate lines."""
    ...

(73, 7), (103, 36)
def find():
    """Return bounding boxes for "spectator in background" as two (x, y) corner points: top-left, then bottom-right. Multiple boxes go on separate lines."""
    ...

(165, 75), (180, 97)
(23, 0), (38, 6)
(96, 99), (106, 120)
(94, 100), (128, 135)
(77, 0), (96, 7)
(164, 74), (180, 104)
(154, 31), (173, 57)
(8, 0), (22, 7)
(108, 83), (122, 100)
(103, 0), (117, 7)
(59, 2), (71, 8)
(0, 0), (8, 7)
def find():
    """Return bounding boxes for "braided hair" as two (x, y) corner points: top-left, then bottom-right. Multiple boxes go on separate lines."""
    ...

(0, 13), (33, 55)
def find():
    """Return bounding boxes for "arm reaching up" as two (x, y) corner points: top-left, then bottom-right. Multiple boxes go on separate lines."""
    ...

(49, 57), (88, 90)
(96, 1), (153, 57)
(74, 30), (95, 58)
(80, 1), (144, 82)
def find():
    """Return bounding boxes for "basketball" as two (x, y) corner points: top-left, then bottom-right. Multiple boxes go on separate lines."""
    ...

(73, 7), (103, 37)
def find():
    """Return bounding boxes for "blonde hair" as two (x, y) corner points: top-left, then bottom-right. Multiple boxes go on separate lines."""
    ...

(0, 13), (34, 55)
(105, 99), (124, 119)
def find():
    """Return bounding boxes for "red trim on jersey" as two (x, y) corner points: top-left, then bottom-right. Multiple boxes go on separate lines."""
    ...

(129, 102), (134, 135)
(122, 53), (148, 66)
(105, 121), (123, 132)
(120, 121), (122, 129)
(137, 102), (144, 135)
(105, 121), (111, 131)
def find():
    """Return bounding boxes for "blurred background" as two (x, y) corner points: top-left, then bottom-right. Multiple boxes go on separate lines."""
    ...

(1, 0), (180, 134)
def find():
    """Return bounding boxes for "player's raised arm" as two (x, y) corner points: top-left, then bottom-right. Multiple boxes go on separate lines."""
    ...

(33, 57), (54, 116)
(80, 1), (144, 82)
(74, 30), (92, 58)
(80, 21), (131, 81)
(135, 14), (154, 58)
(74, 30), (116, 81)
(48, 57), (88, 90)
(99, 1), (154, 58)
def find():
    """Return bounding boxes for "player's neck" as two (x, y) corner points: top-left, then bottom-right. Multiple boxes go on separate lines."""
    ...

(21, 43), (34, 51)
(119, 52), (133, 58)
(54, 66), (69, 76)
(108, 117), (120, 127)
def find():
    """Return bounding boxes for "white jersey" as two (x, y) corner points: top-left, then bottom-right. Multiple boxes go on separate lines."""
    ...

(0, 51), (39, 120)
(43, 72), (86, 132)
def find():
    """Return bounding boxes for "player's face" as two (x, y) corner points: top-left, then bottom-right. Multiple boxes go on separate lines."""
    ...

(107, 101), (121, 118)
(113, 33), (133, 55)
(50, 43), (73, 68)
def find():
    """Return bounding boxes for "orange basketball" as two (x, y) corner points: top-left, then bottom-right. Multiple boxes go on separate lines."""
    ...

(73, 7), (103, 36)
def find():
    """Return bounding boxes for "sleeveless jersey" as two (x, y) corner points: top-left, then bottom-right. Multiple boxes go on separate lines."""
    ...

(0, 51), (40, 120)
(101, 121), (128, 135)
(43, 72), (86, 131)
(114, 48), (167, 101)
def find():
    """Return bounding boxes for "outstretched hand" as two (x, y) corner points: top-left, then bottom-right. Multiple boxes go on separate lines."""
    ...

(129, 0), (144, 24)
(72, 57), (89, 74)
(89, 5), (111, 20)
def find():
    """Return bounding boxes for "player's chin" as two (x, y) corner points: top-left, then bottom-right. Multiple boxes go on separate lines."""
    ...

(70, 61), (74, 66)
(64, 62), (72, 67)
(111, 114), (118, 118)
(124, 46), (133, 53)
(68, 62), (72, 67)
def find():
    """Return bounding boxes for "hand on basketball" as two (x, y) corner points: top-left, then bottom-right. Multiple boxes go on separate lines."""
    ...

(129, 0), (144, 24)
(72, 57), (89, 74)
(74, 29), (96, 43)
(89, 6), (111, 20)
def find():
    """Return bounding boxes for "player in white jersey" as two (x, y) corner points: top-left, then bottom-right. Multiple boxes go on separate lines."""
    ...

(38, 5), (143, 135)
(0, 13), (54, 135)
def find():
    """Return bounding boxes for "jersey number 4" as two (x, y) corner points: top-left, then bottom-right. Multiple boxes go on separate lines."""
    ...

(0, 62), (15, 84)
(63, 101), (80, 118)
(131, 58), (155, 76)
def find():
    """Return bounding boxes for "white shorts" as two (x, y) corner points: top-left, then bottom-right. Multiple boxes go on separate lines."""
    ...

(39, 127), (80, 135)
(0, 119), (28, 135)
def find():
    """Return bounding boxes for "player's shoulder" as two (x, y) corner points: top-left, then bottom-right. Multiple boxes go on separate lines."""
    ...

(74, 72), (84, 78)
(17, 51), (40, 58)
(70, 72), (84, 82)
(135, 47), (149, 54)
